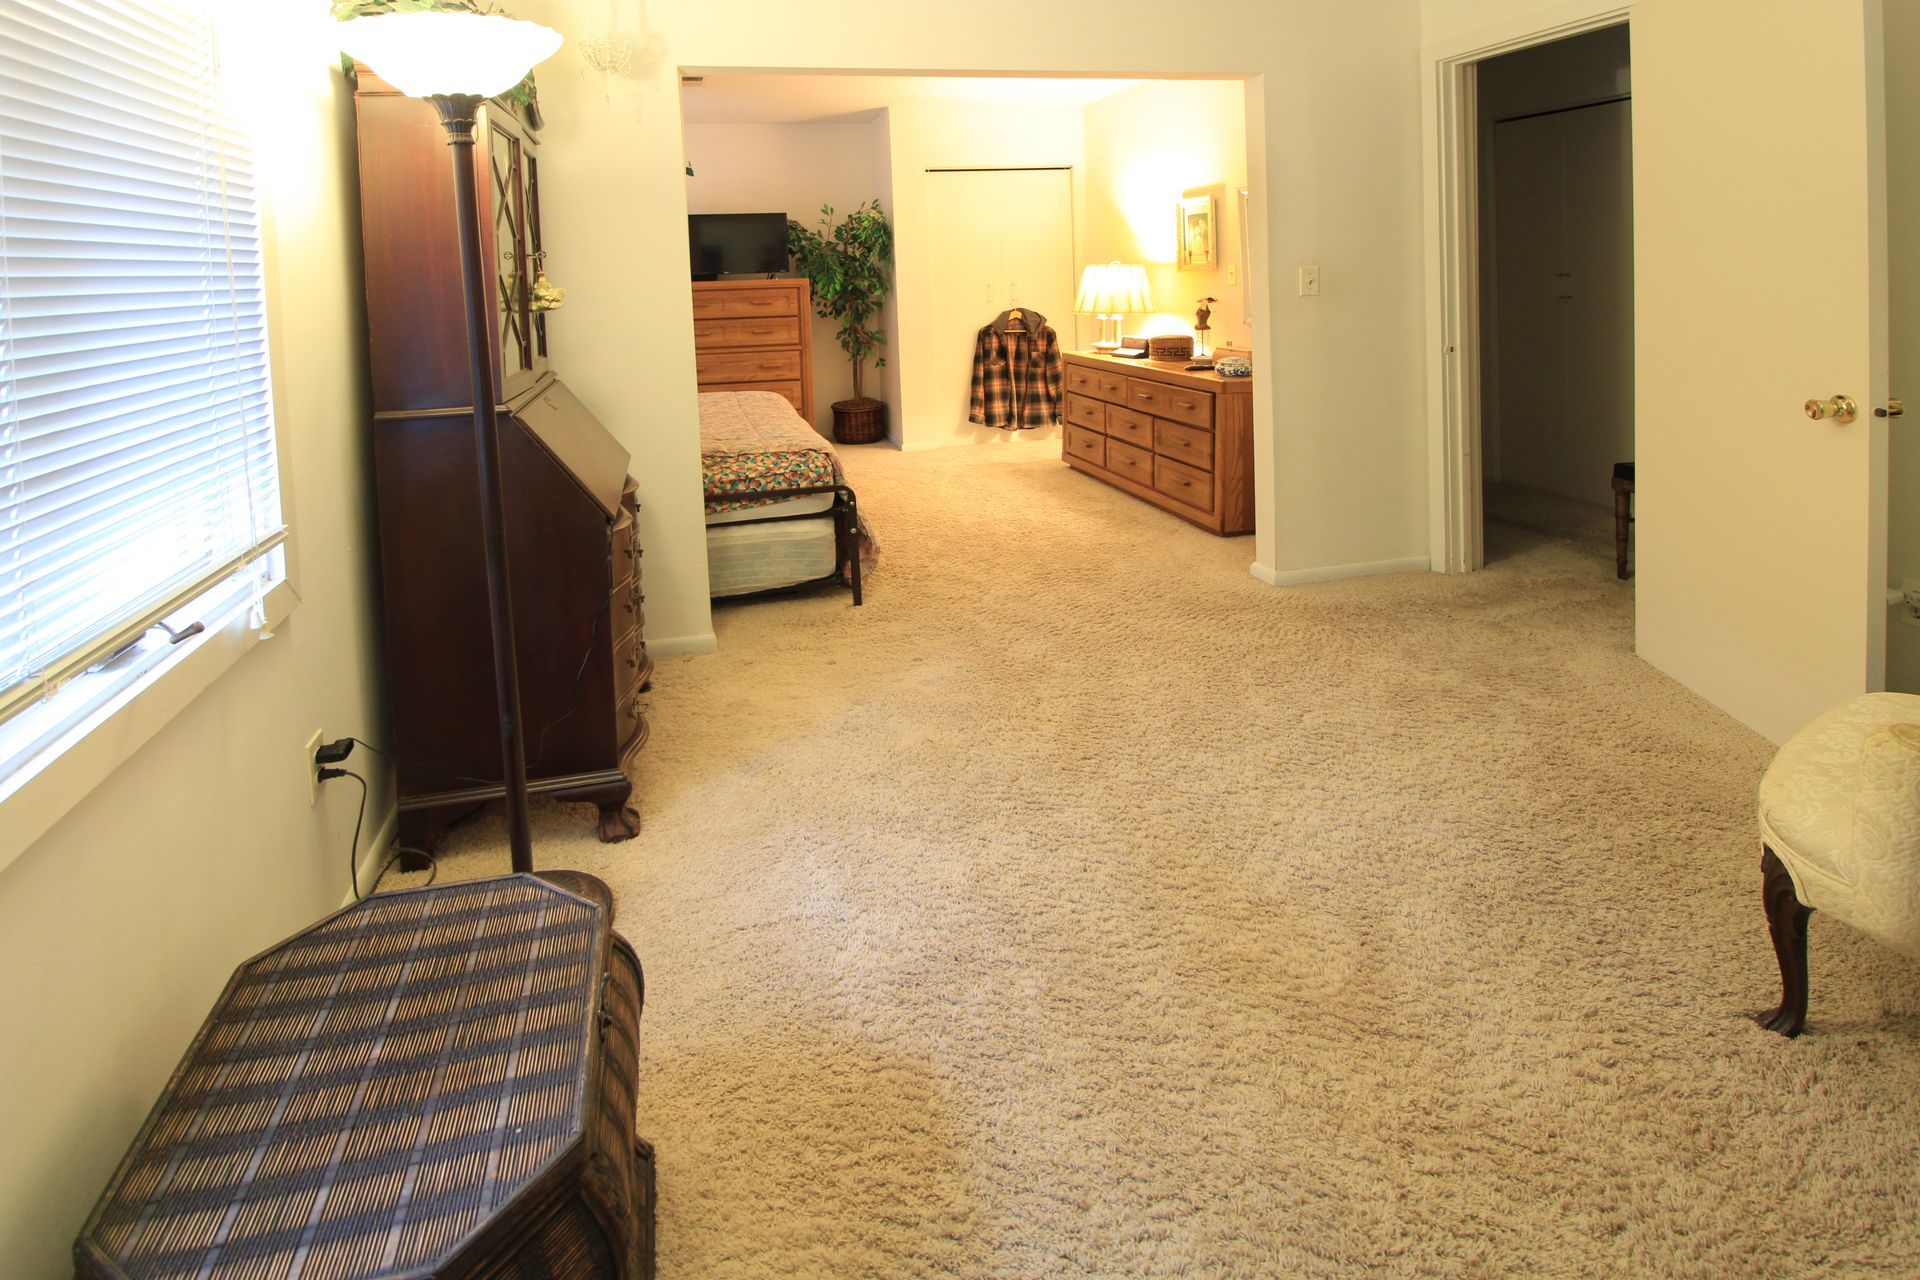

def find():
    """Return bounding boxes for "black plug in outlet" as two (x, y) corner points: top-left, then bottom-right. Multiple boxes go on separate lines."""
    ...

(315, 738), (355, 766)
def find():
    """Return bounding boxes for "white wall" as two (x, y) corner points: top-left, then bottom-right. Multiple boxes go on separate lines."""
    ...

(1082, 80), (1249, 352)
(683, 120), (885, 437)
(0, 7), (393, 1275)
(523, 0), (1430, 631)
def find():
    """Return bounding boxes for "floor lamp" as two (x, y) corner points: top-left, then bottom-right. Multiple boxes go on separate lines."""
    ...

(339, 13), (561, 881)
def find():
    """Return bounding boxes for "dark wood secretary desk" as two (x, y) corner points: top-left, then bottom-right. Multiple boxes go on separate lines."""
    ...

(351, 67), (651, 850)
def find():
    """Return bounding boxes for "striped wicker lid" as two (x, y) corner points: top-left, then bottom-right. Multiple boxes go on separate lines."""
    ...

(78, 875), (604, 1280)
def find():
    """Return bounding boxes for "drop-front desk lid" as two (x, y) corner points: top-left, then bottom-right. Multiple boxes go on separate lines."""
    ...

(512, 375), (629, 520)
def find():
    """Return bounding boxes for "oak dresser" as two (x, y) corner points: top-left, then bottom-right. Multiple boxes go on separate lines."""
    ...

(1060, 351), (1255, 535)
(692, 278), (815, 423)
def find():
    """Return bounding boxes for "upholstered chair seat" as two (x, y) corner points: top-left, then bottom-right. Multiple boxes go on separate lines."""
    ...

(1756, 691), (1920, 1035)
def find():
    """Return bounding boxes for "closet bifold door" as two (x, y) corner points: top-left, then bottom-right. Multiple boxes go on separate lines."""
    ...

(924, 167), (1077, 441)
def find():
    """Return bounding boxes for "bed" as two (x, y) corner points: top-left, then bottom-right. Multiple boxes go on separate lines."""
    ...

(700, 390), (877, 603)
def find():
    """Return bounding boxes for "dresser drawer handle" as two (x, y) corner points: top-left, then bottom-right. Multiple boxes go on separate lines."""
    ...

(1134, 390), (1154, 401)
(759, 361), (786, 371)
(1174, 398), (1197, 410)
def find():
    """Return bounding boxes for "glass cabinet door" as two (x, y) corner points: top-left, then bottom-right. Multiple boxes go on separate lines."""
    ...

(527, 152), (547, 363)
(486, 109), (534, 398)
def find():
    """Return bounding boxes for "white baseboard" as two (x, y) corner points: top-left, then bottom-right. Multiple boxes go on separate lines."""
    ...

(1250, 555), (1431, 587)
(648, 631), (717, 656)
(342, 804), (402, 906)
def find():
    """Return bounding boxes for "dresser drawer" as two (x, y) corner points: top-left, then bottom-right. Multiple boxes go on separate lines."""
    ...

(1065, 392), (1108, 432)
(694, 316), (801, 348)
(1155, 419), (1215, 470)
(617, 684), (647, 752)
(1159, 386), (1214, 429)
(690, 286), (798, 320)
(1106, 405), (1153, 448)
(1106, 437), (1154, 484)
(1064, 423), (1106, 468)
(615, 624), (649, 697)
(612, 585), (644, 636)
(1094, 371), (1128, 402)
(697, 349), (802, 383)
(701, 378), (804, 411)
(611, 510), (636, 588)
(1066, 365), (1101, 398)
(1154, 455), (1215, 513)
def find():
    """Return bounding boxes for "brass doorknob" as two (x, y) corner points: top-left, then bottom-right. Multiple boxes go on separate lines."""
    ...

(1805, 394), (1859, 423)
(1877, 399), (1906, 419)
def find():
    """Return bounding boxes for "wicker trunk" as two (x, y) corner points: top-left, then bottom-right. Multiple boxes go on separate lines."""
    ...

(75, 876), (654, 1280)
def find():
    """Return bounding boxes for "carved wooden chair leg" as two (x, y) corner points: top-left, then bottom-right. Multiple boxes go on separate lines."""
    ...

(1760, 845), (1813, 1036)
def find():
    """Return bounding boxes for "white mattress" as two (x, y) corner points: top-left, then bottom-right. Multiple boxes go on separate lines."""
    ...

(705, 491), (835, 526)
(707, 516), (837, 597)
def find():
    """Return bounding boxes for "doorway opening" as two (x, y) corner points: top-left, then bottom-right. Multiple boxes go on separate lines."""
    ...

(677, 72), (1258, 453)
(1426, 13), (1634, 592)
(1476, 27), (1633, 581)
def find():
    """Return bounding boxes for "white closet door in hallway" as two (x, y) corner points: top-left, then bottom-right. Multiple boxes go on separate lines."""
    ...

(1488, 98), (1633, 509)
(926, 167), (1076, 444)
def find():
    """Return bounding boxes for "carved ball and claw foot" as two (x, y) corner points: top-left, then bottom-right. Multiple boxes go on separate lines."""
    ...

(597, 802), (640, 843)
(1759, 846), (1813, 1037)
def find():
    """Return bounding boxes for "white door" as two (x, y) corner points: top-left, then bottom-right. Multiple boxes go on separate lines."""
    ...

(1633, 0), (1888, 743)
(925, 168), (1076, 445)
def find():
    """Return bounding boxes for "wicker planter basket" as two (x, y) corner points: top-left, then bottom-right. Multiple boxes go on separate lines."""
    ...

(832, 397), (888, 444)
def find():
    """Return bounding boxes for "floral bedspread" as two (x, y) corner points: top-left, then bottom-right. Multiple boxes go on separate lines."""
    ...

(698, 390), (878, 568)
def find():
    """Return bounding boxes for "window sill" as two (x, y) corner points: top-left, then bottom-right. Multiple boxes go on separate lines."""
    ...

(0, 577), (300, 877)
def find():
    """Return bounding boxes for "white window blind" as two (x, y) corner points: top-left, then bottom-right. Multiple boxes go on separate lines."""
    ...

(0, 0), (284, 724)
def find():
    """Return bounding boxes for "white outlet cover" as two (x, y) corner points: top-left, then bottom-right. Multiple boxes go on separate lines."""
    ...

(305, 728), (323, 806)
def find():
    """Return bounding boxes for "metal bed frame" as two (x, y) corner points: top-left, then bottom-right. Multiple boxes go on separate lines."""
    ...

(704, 482), (864, 605)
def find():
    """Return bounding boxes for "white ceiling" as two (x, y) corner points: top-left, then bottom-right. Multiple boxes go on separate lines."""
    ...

(678, 74), (1142, 126)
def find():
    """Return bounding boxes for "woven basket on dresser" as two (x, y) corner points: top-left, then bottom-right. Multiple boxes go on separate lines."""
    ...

(75, 874), (655, 1280)
(831, 396), (887, 444)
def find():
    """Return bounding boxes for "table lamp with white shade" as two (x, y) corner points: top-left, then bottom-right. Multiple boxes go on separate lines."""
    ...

(337, 11), (561, 881)
(1073, 261), (1153, 353)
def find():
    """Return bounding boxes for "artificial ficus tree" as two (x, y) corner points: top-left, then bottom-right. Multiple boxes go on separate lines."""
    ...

(786, 201), (894, 403)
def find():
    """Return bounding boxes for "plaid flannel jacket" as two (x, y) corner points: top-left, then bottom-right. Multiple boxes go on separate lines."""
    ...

(968, 318), (1064, 431)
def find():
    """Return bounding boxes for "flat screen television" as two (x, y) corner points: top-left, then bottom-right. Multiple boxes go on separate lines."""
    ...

(688, 212), (789, 279)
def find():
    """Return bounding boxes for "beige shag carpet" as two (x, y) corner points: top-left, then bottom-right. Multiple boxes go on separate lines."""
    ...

(395, 448), (1920, 1278)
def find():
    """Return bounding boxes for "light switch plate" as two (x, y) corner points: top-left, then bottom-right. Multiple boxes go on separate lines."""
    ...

(1299, 265), (1321, 297)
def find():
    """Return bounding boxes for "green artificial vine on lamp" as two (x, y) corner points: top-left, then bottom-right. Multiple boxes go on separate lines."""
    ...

(332, 0), (541, 114)
(787, 201), (894, 442)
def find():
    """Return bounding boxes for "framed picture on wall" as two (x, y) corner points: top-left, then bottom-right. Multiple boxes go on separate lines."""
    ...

(1177, 190), (1217, 271)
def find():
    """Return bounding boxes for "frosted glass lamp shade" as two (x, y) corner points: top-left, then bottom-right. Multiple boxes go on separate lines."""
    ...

(1073, 262), (1153, 316)
(337, 12), (562, 99)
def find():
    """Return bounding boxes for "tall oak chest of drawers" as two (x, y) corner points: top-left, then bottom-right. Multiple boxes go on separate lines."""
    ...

(1060, 352), (1255, 535)
(692, 278), (815, 423)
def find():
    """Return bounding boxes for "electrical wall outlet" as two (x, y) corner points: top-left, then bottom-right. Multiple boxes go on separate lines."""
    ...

(305, 728), (324, 806)
(1298, 265), (1321, 297)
